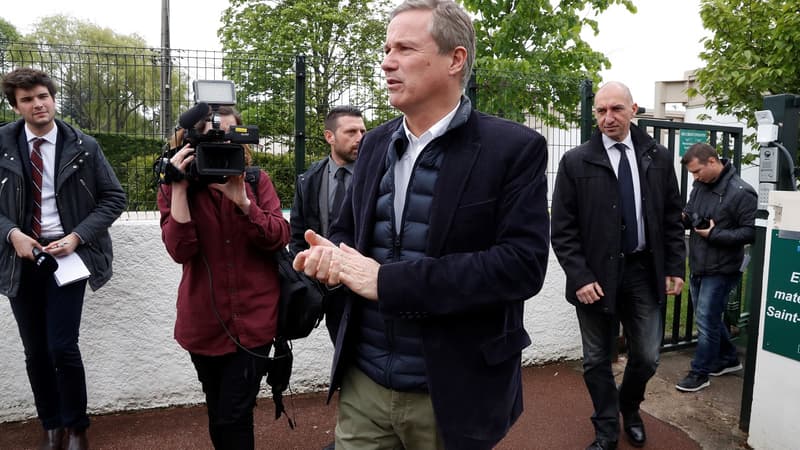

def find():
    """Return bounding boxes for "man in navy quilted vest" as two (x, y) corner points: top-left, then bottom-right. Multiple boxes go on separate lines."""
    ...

(293, 1), (549, 448)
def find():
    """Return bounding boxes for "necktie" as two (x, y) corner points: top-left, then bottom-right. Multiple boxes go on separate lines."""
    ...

(614, 143), (638, 254)
(330, 167), (347, 222)
(30, 138), (46, 239)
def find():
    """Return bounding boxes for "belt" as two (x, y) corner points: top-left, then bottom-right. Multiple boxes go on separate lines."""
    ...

(623, 250), (651, 261)
(37, 236), (64, 246)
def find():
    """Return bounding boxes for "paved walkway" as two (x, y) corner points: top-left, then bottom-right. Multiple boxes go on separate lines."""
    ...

(0, 349), (748, 449)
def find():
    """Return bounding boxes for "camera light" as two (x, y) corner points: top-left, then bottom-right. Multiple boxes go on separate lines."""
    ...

(193, 80), (236, 106)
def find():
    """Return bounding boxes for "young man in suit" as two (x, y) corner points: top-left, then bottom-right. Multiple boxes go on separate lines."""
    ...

(289, 106), (365, 255)
(293, 1), (550, 448)
(0, 67), (126, 450)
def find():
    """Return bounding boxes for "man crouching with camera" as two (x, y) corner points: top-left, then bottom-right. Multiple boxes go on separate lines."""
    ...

(157, 105), (289, 448)
(675, 142), (757, 393)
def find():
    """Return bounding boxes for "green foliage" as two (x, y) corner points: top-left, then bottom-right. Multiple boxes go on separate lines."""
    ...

(92, 133), (163, 211)
(93, 133), (164, 169)
(693, 0), (800, 153)
(0, 17), (20, 42)
(117, 153), (161, 211)
(252, 151), (297, 209)
(7, 15), (190, 137)
(219, 0), (393, 151)
(462, 0), (636, 128)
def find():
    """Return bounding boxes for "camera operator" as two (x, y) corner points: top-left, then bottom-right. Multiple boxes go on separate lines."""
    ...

(675, 142), (757, 393)
(157, 106), (290, 448)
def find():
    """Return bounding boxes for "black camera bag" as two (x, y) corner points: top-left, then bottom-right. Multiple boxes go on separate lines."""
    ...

(245, 167), (326, 340)
(246, 167), (326, 427)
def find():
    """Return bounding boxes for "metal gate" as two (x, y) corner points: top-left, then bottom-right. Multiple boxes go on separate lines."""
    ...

(636, 119), (747, 352)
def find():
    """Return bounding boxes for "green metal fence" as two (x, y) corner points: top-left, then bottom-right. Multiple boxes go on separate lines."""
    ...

(1, 41), (588, 210)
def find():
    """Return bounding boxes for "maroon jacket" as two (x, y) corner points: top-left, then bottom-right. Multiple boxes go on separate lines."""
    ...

(158, 170), (290, 355)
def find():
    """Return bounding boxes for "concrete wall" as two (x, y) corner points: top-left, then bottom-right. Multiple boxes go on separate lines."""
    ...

(0, 213), (580, 423)
(748, 191), (800, 450)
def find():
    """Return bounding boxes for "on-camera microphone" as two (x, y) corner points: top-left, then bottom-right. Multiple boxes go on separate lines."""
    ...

(32, 247), (59, 275)
(178, 102), (211, 129)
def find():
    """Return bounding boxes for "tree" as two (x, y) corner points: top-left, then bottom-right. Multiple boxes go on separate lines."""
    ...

(0, 17), (20, 42)
(219, 0), (393, 159)
(691, 0), (800, 135)
(0, 18), (21, 119)
(10, 15), (188, 137)
(462, 0), (636, 127)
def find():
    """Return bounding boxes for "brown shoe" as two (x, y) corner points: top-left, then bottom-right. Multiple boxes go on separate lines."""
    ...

(39, 428), (65, 450)
(66, 428), (89, 450)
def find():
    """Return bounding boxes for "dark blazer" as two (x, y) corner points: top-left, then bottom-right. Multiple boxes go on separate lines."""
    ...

(289, 158), (328, 255)
(326, 99), (550, 447)
(550, 124), (685, 314)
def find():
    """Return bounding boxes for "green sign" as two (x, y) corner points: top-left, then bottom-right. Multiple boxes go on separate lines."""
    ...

(762, 229), (800, 362)
(679, 129), (708, 156)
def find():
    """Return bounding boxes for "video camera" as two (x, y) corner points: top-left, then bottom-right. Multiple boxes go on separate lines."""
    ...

(155, 80), (259, 185)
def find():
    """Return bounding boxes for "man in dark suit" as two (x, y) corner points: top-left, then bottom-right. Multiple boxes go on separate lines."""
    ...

(292, 1), (549, 448)
(0, 68), (126, 449)
(551, 81), (685, 450)
(289, 106), (365, 255)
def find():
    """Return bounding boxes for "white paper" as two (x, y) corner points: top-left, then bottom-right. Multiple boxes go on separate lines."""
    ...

(53, 252), (91, 287)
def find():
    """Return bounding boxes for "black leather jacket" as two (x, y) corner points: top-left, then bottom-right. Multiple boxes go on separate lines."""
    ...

(0, 119), (126, 297)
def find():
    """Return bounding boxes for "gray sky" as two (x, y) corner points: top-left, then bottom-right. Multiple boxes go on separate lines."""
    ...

(2, 0), (708, 108)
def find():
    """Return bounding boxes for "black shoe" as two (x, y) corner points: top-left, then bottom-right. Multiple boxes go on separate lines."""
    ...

(586, 439), (617, 450)
(709, 360), (743, 376)
(322, 442), (335, 450)
(676, 372), (710, 392)
(622, 411), (646, 448)
(66, 428), (88, 450)
(39, 428), (65, 450)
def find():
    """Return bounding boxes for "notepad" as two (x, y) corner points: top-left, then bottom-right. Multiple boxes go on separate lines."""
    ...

(53, 252), (91, 287)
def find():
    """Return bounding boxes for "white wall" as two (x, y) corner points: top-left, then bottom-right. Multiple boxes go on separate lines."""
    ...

(748, 191), (800, 450)
(0, 214), (580, 423)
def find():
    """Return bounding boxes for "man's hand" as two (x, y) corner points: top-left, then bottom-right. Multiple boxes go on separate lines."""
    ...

(9, 228), (39, 261)
(43, 232), (80, 257)
(209, 173), (250, 214)
(293, 230), (340, 285)
(338, 243), (380, 301)
(694, 218), (715, 239)
(666, 276), (684, 296)
(576, 282), (604, 304)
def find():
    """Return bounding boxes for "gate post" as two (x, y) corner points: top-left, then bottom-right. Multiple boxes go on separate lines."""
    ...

(580, 79), (593, 143)
(294, 54), (307, 176)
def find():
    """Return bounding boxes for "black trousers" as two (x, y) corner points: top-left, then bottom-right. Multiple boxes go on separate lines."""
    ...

(575, 254), (662, 442)
(10, 261), (89, 432)
(190, 344), (270, 450)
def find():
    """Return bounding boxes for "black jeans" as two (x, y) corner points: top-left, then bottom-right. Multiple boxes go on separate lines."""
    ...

(190, 344), (271, 450)
(10, 262), (89, 431)
(575, 254), (663, 442)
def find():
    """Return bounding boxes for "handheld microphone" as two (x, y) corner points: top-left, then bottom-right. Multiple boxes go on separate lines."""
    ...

(178, 102), (211, 129)
(32, 247), (59, 274)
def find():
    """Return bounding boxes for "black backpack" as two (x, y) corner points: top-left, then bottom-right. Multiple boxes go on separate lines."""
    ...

(245, 167), (326, 426)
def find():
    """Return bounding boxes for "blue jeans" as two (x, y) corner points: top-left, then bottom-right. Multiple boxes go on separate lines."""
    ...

(689, 274), (740, 376)
(9, 263), (89, 431)
(575, 254), (663, 442)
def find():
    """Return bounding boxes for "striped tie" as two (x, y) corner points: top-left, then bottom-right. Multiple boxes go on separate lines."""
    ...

(30, 138), (46, 239)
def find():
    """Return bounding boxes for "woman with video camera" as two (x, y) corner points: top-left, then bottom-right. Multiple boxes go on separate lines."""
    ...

(157, 106), (289, 449)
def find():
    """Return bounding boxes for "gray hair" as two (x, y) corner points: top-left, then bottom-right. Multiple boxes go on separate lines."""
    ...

(390, 0), (475, 89)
